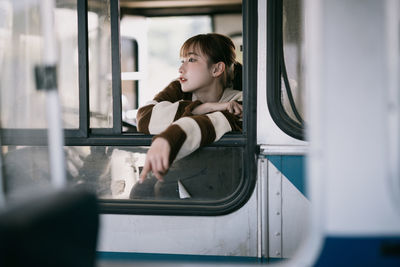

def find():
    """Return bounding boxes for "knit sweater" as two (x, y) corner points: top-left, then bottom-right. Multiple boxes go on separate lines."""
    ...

(137, 80), (242, 164)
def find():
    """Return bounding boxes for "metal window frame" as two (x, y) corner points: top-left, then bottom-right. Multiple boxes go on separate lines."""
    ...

(0, 0), (258, 216)
(78, 0), (89, 138)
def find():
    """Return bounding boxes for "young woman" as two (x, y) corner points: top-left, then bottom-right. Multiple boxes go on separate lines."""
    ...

(134, 33), (243, 195)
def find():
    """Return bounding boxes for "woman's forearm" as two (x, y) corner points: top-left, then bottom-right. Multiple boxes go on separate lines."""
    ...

(192, 102), (227, 115)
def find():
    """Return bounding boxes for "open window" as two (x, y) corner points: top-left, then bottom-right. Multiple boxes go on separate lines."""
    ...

(0, 0), (257, 215)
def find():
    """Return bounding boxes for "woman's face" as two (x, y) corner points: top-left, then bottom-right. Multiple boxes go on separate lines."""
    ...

(178, 47), (215, 93)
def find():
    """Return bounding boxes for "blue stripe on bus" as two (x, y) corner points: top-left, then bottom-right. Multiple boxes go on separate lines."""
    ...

(97, 251), (260, 263)
(267, 155), (307, 198)
(314, 236), (400, 267)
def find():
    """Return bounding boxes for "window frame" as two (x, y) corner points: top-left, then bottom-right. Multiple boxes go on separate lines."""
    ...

(0, 0), (258, 216)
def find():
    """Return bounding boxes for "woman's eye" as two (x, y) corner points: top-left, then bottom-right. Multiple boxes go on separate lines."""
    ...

(188, 58), (195, 62)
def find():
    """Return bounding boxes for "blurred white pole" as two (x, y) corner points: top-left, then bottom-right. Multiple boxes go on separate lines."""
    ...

(292, 0), (324, 266)
(386, 0), (400, 215)
(40, 0), (66, 189)
(0, 1), (12, 207)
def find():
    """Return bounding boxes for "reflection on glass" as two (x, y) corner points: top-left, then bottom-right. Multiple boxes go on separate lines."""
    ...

(66, 146), (243, 201)
(282, 0), (305, 124)
(2, 146), (51, 202)
(0, 1), (79, 129)
(56, 2), (80, 129)
(0, 1), (46, 128)
(129, 147), (243, 200)
(88, 0), (113, 128)
(2, 145), (242, 201)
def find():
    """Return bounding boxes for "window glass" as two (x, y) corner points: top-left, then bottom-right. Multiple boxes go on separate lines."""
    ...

(56, 2), (80, 129)
(0, 1), (51, 199)
(2, 145), (243, 201)
(2, 146), (51, 201)
(71, 146), (243, 200)
(0, 1), (74, 202)
(0, 1), (80, 129)
(0, 1), (45, 128)
(88, 0), (113, 128)
(281, 0), (305, 124)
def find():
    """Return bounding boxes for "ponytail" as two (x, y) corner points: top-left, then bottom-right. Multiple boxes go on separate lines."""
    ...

(232, 62), (242, 91)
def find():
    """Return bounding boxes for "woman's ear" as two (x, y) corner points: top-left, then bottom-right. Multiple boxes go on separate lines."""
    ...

(212, 62), (225, 77)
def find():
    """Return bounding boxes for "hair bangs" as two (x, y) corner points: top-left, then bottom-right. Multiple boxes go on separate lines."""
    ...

(180, 36), (207, 58)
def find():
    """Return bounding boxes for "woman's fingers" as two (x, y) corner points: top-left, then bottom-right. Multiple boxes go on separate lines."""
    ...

(140, 137), (171, 183)
(227, 104), (233, 113)
(162, 154), (169, 172)
(154, 157), (166, 181)
(139, 160), (151, 183)
(234, 105), (241, 115)
(152, 169), (164, 181)
(227, 102), (243, 116)
(140, 155), (165, 182)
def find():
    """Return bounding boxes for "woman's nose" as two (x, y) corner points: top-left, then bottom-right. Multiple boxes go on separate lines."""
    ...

(179, 64), (184, 73)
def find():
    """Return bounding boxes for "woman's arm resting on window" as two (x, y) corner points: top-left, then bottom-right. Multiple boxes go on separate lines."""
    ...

(137, 80), (182, 134)
(136, 80), (204, 134)
(163, 110), (242, 163)
(192, 101), (243, 117)
(139, 110), (242, 181)
(137, 100), (203, 134)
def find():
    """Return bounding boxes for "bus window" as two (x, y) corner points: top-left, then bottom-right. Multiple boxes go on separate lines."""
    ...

(111, 8), (246, 204)
(0, 0), (258, 215)
(282, 0), (305, 125)
(267, 0), (305, 140)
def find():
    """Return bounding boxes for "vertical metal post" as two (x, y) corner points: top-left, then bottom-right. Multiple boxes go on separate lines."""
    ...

(40, 0), (66, 189)
(78, 0), (89, 137)
(257, 156), (269, 258)
(111, 0), (122, 134)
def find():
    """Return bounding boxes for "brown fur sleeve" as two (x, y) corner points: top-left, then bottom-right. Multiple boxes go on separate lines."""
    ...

(137, 80), (195, 134)
(136, 104), (154, 134)
(154, 110), (243, 164)
(153, 80), (185, 102)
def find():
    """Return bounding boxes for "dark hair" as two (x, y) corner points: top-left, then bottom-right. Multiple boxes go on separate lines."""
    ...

(180, 33), (242, 91)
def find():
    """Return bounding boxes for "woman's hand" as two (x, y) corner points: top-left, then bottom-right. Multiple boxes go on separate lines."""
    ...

(192, 101), (242, 117)
(140, 137), (170, 183)
(225, 101), (243, 117)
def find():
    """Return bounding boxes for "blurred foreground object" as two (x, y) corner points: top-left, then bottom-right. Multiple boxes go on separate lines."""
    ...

(0, 189), (99, 267)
